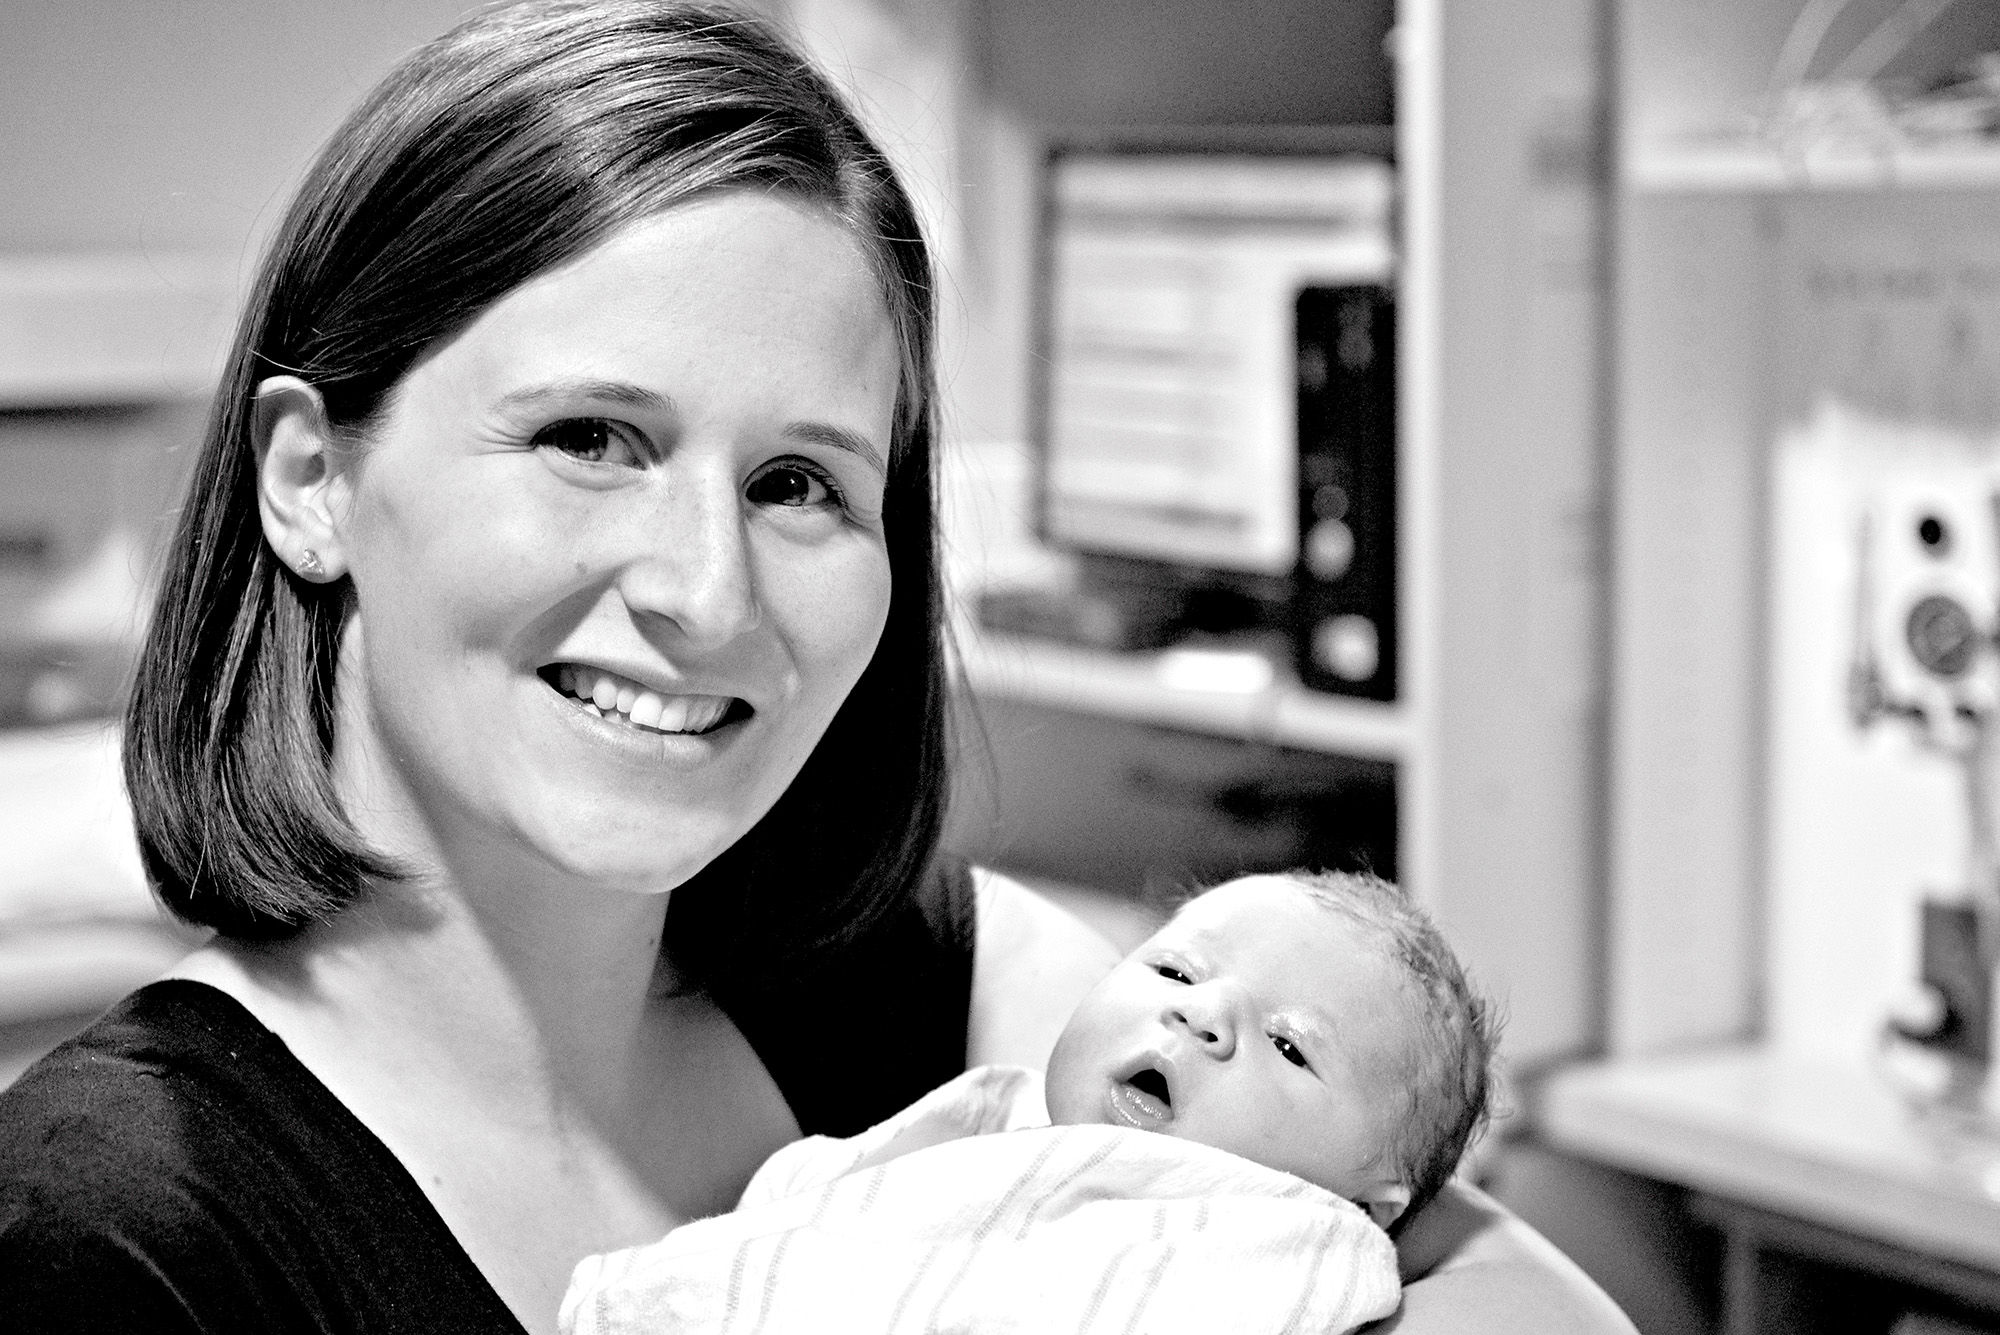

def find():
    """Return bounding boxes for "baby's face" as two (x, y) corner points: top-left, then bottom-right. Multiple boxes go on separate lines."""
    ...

(1044, 876), (1412, 1224)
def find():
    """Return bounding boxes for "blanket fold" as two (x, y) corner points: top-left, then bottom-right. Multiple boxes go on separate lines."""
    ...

(562, 1065), (1400, 1335)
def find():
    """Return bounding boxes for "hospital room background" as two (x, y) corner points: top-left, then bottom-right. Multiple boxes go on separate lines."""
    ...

(6, 1), (2000, 1330)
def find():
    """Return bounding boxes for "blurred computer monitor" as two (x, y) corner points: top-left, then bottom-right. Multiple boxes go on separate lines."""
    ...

(1029, 133), (1398, 697)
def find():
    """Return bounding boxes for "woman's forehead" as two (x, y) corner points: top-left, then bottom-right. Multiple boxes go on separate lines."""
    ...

(390, 194), (902, 430)
(489, 197), (886, 343)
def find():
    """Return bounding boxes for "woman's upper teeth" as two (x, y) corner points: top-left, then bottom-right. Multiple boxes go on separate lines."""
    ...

(556, 665), (732, 734)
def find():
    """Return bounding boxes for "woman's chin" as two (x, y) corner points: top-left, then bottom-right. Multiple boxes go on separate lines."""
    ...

(529, 834), (734, 897)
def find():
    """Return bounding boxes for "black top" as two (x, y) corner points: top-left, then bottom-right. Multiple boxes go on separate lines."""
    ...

(0, 866), (976, 1332)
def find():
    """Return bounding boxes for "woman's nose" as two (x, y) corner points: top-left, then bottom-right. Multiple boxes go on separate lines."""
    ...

(616, 475), (761, 648)
(1165, 988), (1237, 1059)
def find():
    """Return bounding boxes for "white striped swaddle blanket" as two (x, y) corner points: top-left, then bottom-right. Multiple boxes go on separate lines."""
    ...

(561, 1065), (1400, 1335)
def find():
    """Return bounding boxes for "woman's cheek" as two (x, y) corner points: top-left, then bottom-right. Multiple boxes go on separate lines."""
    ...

(779, 537), (894, 689)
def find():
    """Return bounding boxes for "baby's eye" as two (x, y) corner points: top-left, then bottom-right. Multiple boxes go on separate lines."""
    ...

(1271, 1035), (1310, 1069)
(532, 418), (643, 467)
(1152, 963), (1193, 985)
(746, 460), (841, 509)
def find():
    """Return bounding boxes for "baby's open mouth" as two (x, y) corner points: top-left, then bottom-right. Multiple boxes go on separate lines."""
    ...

(1108, 1064), (1174, 1130)
(542, 664), (750, 736)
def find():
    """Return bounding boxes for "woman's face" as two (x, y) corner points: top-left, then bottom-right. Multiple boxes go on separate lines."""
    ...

(321, 192), (901, 894)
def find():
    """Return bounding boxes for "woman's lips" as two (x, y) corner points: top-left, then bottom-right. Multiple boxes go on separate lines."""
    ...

(1106, 1068), (1174, 1130)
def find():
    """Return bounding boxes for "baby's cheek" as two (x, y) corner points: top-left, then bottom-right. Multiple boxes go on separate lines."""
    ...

(1040, 1027), (1095, 1126)
(1224, 1097), (1322, 1170)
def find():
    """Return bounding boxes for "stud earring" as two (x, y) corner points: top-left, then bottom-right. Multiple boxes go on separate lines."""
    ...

(298, 549), (325, 578)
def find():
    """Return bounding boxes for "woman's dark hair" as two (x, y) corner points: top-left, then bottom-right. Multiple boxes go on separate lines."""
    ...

(123, 0), (947, 990)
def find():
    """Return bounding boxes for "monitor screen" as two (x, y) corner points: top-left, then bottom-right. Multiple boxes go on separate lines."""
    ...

(1036, 148), (1394, 579)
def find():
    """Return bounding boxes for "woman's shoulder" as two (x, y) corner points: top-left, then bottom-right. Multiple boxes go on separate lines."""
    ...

(0, 985), (284, 1324)
(0, 981), (524, 1333)
(1380, 1182), (1638, 1334)
(0, 981), (250, 1172)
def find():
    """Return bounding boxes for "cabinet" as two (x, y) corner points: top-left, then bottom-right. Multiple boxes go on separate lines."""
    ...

(1540, 2), (2000, 1329)
(1605, 0), (2000, 1057)
(930, 0), (1610, 1069)
(1543, 1047), (2000, 1334)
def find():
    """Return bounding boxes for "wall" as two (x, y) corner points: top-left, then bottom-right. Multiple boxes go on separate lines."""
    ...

(0, 1), (477, 259)
(1401, 0), (1607, 1066)
(0, 2), (480, 404)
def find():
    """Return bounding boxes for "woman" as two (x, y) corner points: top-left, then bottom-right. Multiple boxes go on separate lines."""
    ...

(0, 4), (1629, 1332)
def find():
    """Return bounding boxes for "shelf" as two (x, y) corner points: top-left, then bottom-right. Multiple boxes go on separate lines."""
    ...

(954, 631), (1408, 760)
(1540, 1045), (2000, 1275)
(1626, 141), (2000, 195)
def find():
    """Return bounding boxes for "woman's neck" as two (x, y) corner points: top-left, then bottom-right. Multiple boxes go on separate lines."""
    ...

(167, 862), (798, 1333)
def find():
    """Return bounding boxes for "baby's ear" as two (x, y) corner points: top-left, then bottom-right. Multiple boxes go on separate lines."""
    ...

(1355, 1182), (1411, 1230)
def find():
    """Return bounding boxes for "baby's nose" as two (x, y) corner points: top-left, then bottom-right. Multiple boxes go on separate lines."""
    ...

(1167, 997), (1237, 1057)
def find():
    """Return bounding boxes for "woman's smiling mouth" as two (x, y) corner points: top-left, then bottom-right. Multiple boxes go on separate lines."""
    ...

(543, 663), (750, 736)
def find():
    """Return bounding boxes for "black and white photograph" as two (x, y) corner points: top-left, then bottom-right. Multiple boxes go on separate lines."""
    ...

(4, 2), (2000, 1331)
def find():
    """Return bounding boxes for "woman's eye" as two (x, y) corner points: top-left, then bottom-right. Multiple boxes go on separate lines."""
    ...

(746, 461), (838, 509)
(1152, 963), (1193, 985)
(1271, 1035), (1310, 1069)
(532, 418), (640, 466)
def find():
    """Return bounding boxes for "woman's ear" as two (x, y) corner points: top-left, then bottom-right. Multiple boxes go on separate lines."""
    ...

(253, 376), (352, 582)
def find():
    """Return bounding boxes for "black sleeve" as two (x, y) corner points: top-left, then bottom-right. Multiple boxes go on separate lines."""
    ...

(0, 984), (527, 1335)
(0, 1113), (305, 1333)
(2, 1199), (211, 1333)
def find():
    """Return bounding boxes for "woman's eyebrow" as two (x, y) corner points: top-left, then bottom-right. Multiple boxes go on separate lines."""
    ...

(784, 421), (887, 475)
(493, 376), (672, 413)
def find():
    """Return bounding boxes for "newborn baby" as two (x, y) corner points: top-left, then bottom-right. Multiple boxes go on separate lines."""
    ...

(563, 871), (1495, 1335)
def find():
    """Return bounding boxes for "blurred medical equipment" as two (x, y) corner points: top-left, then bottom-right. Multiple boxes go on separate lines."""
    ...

(1848, 458), (2000, 1119)
(1764, 0), (1994, 159)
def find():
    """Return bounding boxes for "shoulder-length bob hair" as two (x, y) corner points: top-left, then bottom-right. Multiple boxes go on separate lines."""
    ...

(124, 0), (947, 991)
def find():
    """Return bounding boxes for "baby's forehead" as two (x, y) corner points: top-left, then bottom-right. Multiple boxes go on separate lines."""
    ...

(1163, 878), (1390, 980)
(1168, 877), (1419, 1012)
